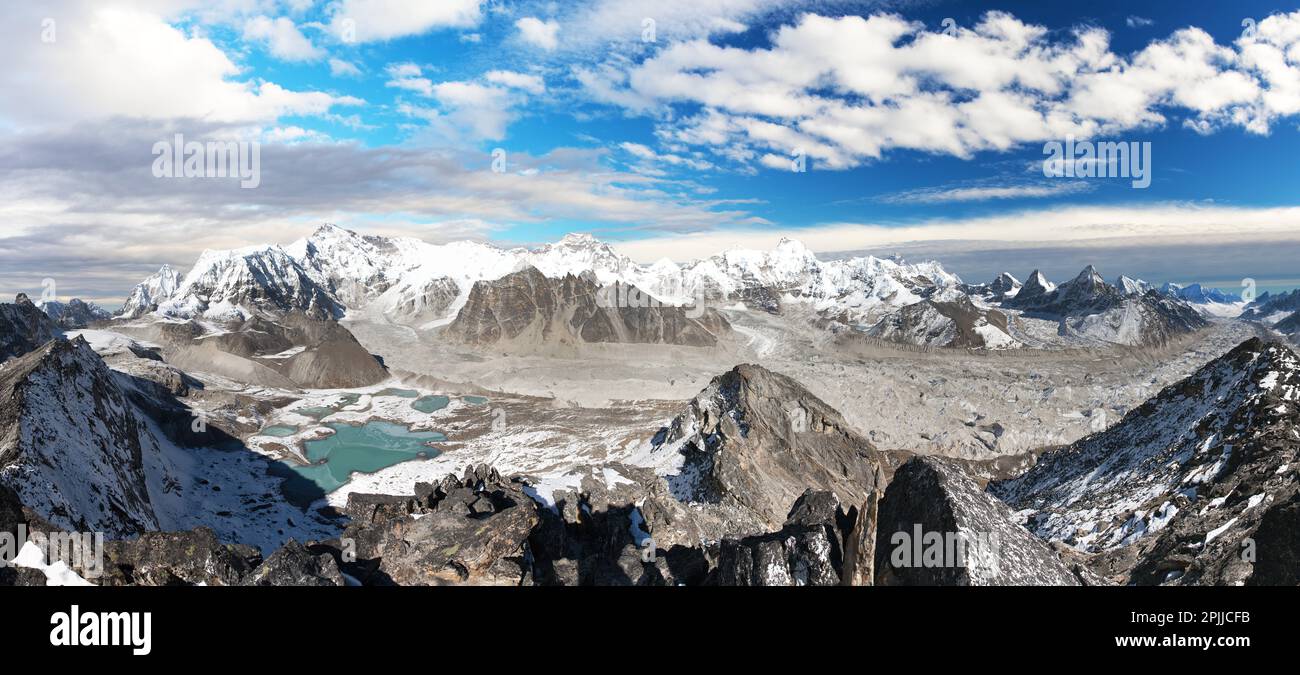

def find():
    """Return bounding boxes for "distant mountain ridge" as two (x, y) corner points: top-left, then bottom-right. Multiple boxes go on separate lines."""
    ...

(114, 224), (1211, 350)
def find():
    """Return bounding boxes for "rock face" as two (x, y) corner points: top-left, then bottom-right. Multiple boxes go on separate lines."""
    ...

(988, 272), (1022, 300)
(99, 528), (261, 586)
(443, 266), (730, 350)
(1274, 311), (1300, 344)
(0, 295), (61, 362)
(716, 490), (868, 586)
(868, 294), (1017, 349)
(991, 338), (1300, 585)
(1242, 289), (1300, 321)
(0, 338), (160, 538)
(240, 539), (345, 586)
(650, 363), (883, 532)
(875, 457), (1081, 586)
(158, 314), (387, 389)
(342, 465), (538, 586)
(385, 276), (459, 325)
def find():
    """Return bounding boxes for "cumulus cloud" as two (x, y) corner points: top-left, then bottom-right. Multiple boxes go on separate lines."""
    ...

(327, 0), (484, 42)
(516, 17), (560, 50)
(485, 70), (547, 95)
(243, 15), (324, 61)
(578, 11), (1300, 171)
(388, 66), (548, 141)
(0, 3), (360, 126)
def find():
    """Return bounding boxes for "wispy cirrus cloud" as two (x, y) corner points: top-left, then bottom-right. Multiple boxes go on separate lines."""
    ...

(877, 180), (1095, 204)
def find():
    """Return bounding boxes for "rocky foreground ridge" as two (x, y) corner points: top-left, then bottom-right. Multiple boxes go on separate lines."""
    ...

(4, 325), (1298, 585)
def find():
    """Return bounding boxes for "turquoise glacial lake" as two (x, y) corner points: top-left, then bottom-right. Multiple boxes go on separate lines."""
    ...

(272, 421), (446, 504)
(412, 395), (450, 413)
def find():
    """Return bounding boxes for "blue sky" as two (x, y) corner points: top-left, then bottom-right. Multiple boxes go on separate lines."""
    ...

(3, 0), (1300, 303)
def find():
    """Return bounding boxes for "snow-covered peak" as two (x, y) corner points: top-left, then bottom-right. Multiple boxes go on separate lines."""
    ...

(1026, 270), (1055, 293)
(157, 244), (341, 322)
(556, 232), (599, 246)
(527, 232), (638, 284)
(1116, 275), (1151, 296)
(1072, 265), (1106, 286)
(118, 264), (184, 319)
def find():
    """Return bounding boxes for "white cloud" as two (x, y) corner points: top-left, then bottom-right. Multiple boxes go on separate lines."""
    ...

(243, 15), (324, 61)
(0, 4), (360, 126)
(580, 11), (1299, 171)
(327, 0), (484, 42)
(485, 70), (546, 94)
(1126, 16), (1154, 29)
(329, 58), (363, 77)
(516, 17), (560, 50)
(619, 142), (713, 171)
(384, 62), (436, 97)
(388, 66), (548, 141)
(878, 181), (1094, 204)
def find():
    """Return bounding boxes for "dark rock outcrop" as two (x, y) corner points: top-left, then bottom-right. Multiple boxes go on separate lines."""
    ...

(99, 528), (261, 586)
(38, 298), (112, 329)
(342, 465), (537, 586)
(716, 490), (860, 586)
(240, 539), (345, 586)
(0, 294), (61, 362)
(876, 456), (1081, 586)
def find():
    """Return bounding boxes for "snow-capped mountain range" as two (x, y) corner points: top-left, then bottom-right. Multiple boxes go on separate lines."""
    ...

(121, 224), (962, 330)
(114, 224), (1226, 350)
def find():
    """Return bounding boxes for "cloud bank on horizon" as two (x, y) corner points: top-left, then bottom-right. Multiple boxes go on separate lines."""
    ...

(3, 0), (1300, 303)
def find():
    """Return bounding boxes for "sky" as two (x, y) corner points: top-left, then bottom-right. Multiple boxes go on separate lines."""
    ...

(3, 0), (1300, 306)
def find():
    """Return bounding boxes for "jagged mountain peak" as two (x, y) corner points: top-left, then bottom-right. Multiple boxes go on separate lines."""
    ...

(651, 363), (881, 531)
(1077, 264), (1102, 278)
(0, 297), (61, 362)
(1025, 269), (1054, 290)
(118, 264), (185, 319)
